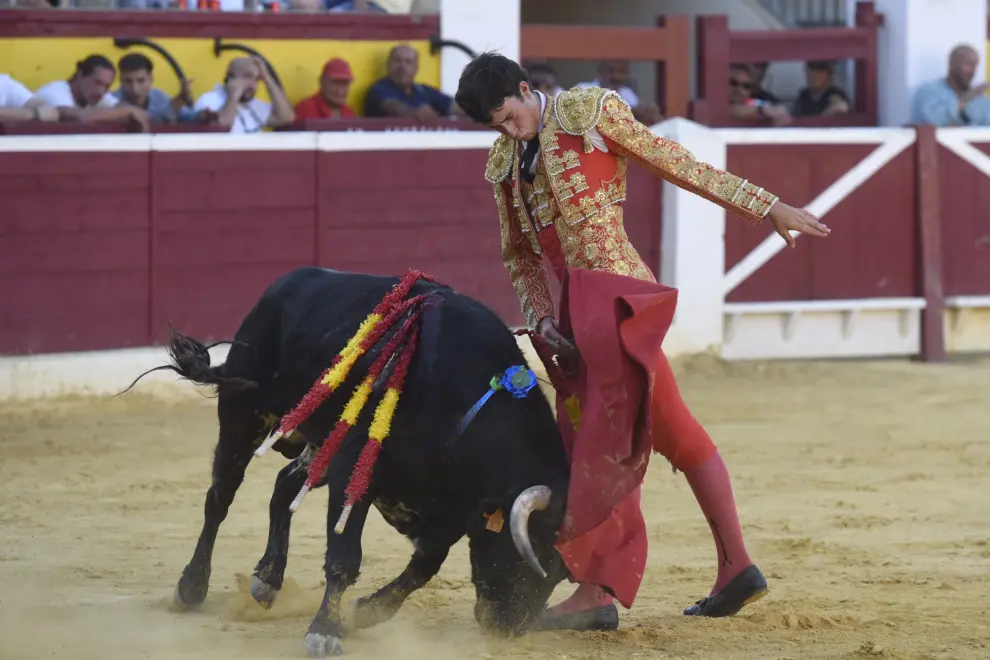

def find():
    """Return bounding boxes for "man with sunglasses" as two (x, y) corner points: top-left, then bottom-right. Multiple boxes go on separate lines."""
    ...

(730, 64), (791, 125)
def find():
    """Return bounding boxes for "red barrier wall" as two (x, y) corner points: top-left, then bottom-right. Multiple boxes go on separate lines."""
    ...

(0, 145), (664, 356)
(724, 143), (918, 303)
(938, 143), (990, 296)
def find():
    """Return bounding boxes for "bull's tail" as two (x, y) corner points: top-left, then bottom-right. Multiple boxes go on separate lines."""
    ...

(116, 329), (258, 396)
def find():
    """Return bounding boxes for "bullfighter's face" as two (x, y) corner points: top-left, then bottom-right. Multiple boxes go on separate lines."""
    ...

(467, 499), (567, 634)
(486, 81), (542, 142)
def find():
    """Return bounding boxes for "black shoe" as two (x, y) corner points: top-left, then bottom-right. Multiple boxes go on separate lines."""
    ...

(531, 603), (620, 632)
(683, 565), (768, 617)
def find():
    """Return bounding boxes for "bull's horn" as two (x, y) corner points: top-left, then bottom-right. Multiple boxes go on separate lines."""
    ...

(509, 485), (553, 579)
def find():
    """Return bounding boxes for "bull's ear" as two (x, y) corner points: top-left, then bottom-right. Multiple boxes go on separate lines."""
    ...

(467, 497), (510, 537)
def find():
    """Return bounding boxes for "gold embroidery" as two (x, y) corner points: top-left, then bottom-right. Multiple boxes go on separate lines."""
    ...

(485, 136), (515, 184)
(594, 95), (778, 224)
(553, 86), (611, 136)
(495, 182), (555, 328)
(521, 172), (557, 229)
(559, 172), (589, 200)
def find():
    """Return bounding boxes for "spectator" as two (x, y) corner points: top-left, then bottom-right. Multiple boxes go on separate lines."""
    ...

(327, 0), (387, 10)
(0, 73), (33, 109)
(525, 61), (564, 97)
(294, 58), (357, 121)
(577, 59), (662, 125)
(912, 44), (990, 126)
(194, 57), (295, 133)
(749, 62), (782, 104)
(28, 55), (118, 110)
(25, 55), (150, 131)
(729, 63), (791, 126)
(114, 53), (197, 124)
(793, 61), (850, 117)
(364, 44), (464, 121)
(0, 73), (59, 123)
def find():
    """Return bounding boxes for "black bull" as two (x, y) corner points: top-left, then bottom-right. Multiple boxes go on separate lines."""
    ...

(133, 267), (574, 657)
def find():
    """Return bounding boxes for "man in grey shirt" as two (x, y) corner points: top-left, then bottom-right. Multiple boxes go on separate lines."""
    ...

(113, 53), (197, 125)
(912, 44), (990, 126)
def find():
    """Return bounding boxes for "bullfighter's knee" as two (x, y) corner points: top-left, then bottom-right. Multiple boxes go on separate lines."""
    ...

(651, 400), (717, 472)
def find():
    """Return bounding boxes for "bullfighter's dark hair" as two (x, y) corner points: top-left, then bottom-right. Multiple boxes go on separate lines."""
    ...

(119, 52), (154, 74)
(455, 51), (529, 124)
(76, 54), (116, 77)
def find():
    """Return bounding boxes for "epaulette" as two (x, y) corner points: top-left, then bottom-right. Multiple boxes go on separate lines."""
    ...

(552, 86), (623, 136)
(484, 135), (515, 184)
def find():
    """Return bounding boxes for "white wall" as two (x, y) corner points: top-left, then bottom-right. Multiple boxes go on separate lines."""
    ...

(439, 0), (520, 95)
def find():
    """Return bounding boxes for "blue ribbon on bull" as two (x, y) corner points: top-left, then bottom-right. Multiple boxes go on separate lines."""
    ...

(447, 365), (539, 448)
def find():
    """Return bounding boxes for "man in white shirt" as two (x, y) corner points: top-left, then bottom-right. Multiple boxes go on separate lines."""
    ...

(0, 73), (33, 108)
(194, 57), (294, 134)
(0, 73), (59, 123)
(29, 55), (119, 109)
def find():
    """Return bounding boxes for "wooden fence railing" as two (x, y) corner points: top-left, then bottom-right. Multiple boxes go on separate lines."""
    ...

(520, 18), (692, 120)
(692, 0), (880, 127)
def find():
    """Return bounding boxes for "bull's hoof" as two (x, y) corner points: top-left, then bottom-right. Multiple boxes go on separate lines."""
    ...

(250, 575), (279, 609)
(173, 567), (210, 610)
(350, 595), (394, 630)
(304, 633), (343, 658)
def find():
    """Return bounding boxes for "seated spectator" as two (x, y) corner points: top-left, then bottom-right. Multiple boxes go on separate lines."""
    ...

(912, 44), (990, 126)
(793, 61), (850, 117)
(327, 0), (387, 10)
(364, 44), (464, 121)
(0, 73), (59, 123)
(294, 58), (357, 121)
(114, 53), (197, 124)
(25, 55), (150, 131)
(29, 55), (118, 110)
(524, 61), (564, 97)
(0, 73), (33, 109)
(749, 62), (782, 104)
(729, 63), (791, 126)
(194, 57), (295, 133)
(577, 59), (662, 125)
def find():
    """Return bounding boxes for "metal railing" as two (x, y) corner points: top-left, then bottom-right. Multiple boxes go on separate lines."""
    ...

(757, 0), (848, 27)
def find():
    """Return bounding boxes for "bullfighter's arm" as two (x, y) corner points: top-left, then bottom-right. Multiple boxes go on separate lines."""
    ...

(496, 183), (555, 329)
(594, 93), (778, 225)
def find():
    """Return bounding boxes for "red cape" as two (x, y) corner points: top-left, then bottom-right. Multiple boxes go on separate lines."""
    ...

(527, 267), (678, 609)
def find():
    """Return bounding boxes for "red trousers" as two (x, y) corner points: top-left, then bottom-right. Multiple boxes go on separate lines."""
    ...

(532, 226), (716, 608)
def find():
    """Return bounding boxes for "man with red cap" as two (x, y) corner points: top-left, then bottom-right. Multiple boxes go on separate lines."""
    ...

(294, 57), (357, 122)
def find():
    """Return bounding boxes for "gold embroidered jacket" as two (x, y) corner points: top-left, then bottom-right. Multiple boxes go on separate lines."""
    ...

(485, 86), (779, 328)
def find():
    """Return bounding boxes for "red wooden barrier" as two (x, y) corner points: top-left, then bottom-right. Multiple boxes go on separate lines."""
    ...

(0, 142), (664, 355)
(692, 1), (880, 128)
(520, 18), (692, 120)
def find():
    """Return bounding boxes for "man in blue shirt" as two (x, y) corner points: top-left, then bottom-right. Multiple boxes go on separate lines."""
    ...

(912, 44), (990, 126)
(364, 44), (465, 121)
(114, 53), (198, 125)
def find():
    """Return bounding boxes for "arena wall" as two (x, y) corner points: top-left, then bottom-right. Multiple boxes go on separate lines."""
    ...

(2, 122), (989, 399)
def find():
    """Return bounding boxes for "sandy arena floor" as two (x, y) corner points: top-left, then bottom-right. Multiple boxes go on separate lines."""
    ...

(1, 354), (988, 660)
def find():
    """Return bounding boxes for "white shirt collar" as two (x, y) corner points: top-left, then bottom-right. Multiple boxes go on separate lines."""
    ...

(536, 90), (546, 133)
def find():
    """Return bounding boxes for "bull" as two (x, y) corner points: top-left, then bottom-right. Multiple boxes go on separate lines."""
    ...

(135, 267), (575, 657)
